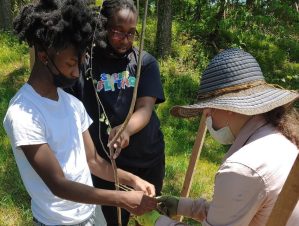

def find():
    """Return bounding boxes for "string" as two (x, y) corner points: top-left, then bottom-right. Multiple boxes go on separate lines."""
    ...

(87, 6), (111, 159)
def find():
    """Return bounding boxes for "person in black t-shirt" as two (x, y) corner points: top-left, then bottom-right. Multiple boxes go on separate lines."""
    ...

(68, 0), (165, 225)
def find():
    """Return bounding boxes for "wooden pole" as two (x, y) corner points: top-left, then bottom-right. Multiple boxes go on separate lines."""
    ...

(179, 114), (207, 222)
(265, 154), (299, 226)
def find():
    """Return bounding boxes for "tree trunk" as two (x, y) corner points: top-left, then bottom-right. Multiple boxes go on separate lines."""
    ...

(246, 0), (255, 10)
(208, 0), (226, 53)
(0, 0), (13, 31)
(193, 1), (201, 21)
(156, 0), (172, 58)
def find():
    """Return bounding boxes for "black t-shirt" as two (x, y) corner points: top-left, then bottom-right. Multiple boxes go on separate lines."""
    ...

(71, 47), (165, 168)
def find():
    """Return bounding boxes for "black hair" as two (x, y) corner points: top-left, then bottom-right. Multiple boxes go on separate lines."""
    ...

(101, 0), (136, 20)
(13, 0), (96, 54)
(264, 103), (299, 148)
(94, 0), (137, 48)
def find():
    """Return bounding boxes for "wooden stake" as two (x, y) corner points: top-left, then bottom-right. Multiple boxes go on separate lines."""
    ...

(265, 154), (299, 226)
(179, 114), (207, 222)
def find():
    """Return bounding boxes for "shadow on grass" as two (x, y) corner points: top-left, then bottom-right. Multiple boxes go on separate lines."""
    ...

(0, 145), (31, 208)
(0, 67), (28, 100)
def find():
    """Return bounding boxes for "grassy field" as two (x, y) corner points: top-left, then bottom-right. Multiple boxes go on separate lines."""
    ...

(0, 32), (32, 225)
(0, 31), (224, 226)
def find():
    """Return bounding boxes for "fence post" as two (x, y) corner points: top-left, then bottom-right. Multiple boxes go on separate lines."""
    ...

(179, 114), (207, 222)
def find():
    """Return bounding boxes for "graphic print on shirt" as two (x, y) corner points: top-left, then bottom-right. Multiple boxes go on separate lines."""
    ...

(95, 70), (136, 92)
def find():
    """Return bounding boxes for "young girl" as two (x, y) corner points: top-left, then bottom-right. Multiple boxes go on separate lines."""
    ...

(69, 0), (165, 225)
(4, 1), (157, 225)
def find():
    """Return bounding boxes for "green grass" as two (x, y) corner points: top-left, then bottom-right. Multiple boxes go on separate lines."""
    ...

(0, 31), (221, 226)
(0, 32), (32, 225)
(2, 3), (299, 225)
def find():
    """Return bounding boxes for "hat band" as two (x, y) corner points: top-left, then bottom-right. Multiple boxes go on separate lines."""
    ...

(197, 80), (266, 100)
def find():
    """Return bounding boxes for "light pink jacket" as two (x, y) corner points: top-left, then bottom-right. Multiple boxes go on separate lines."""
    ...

(156, 116), (299, 226)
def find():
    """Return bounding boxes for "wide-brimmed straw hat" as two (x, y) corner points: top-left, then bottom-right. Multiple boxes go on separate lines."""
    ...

(171, 48), (299, 118)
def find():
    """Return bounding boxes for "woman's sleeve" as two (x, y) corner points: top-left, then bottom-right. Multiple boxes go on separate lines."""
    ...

(177, 197), (210, 222)
(202, 162), (267, 226)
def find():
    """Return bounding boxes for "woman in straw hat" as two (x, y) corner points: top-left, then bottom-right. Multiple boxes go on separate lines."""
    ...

(135, 48), (299, 226)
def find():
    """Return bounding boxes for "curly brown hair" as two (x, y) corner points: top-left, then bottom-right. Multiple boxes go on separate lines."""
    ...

(264, 103), (299, 148)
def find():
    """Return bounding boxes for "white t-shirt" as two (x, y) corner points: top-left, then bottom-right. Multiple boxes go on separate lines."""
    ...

(3, 83), (96, 225)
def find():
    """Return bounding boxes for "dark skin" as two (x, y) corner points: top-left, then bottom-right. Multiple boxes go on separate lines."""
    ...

(28, 47), (81, 100)
(22, 45), (157, 215)
(107, 9), (157, 158)
(107, 8), (137, 55)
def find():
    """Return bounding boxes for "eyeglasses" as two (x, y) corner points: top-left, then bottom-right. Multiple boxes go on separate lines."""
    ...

(109, 29), (138, 42)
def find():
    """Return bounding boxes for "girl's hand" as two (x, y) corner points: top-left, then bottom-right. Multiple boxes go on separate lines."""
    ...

(108, 125), (131, 159)
(132, 176), (156, 197)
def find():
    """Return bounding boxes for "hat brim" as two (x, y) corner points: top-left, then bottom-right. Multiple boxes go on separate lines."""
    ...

(170, 85), (299, 118)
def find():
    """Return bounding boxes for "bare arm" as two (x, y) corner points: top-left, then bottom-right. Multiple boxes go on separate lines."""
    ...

(21, 143), (122, 205)
(83, 129), (156, 196)
(125, 96), (156, 137)
(108, 96), (156, 151)
(21, 142), (156, 214)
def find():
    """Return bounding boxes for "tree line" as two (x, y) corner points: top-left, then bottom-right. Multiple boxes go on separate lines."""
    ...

(1, 0), (299, 85)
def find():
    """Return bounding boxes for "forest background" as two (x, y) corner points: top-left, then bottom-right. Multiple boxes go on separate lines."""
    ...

(0, 0), (298, 225)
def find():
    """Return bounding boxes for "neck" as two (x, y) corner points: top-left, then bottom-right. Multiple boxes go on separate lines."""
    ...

(230, 113), (252, 137)
(28, 63), (59, 101)
(101, 44), (132, 59)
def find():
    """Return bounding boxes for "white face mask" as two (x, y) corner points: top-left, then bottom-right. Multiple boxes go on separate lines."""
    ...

(206, 116), (235, 145)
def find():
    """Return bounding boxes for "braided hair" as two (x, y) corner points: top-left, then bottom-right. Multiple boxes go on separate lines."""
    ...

(101, 0), (136, 19)
(94, 0), (137, 48)
(13, 0), (95, 54)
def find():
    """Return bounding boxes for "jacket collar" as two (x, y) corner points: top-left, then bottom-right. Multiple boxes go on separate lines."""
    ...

(223, 115), (268, 161)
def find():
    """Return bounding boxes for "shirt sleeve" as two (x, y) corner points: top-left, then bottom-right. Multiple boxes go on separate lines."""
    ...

(202, 162), (267, 226)
(137, 52), (165, 104)
(3, 104), (47, 147)
(177, 197), (210, 222)
(76, 99), (93, 133)
(154, 198), (209, 226)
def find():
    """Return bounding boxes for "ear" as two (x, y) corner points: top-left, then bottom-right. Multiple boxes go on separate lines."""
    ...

(37, 51), (48, 65)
